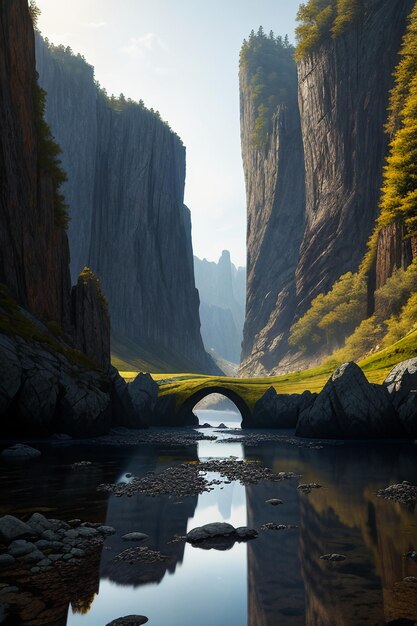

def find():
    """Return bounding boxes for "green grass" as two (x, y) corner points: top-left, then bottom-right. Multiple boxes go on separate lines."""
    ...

(119, 329), (417, 410)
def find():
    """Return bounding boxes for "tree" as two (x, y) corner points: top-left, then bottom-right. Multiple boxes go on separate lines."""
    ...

(28, 0), (41, 29)
(378, 5), (417, 237)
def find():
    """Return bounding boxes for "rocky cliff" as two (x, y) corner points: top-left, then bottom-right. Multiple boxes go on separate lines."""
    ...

(35, 36), (218, 375)
(240, 2), (415, 376)
(0, 0), (139, 437)
(295, 0), (414, 315)
(194, 251), (245, 363)
(239, 36), (305, 376)
(0, 0), (71, 331)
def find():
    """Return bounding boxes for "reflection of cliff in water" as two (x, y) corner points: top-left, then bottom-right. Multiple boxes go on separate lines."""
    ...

(243, 442), (417, 626)
(244, 445), (305, 626)
(295, 444), (417, 626)
(100, 445), (199, 586)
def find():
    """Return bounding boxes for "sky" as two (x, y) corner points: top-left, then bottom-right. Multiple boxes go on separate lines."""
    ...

(36, 0), (301, 268)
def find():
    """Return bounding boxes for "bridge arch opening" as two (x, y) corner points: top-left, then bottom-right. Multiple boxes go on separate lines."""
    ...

(176, 386), (251, 428)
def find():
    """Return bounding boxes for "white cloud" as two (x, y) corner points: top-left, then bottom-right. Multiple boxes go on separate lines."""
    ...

(82, 21), (107, 29)
(121, 33), (168, 58)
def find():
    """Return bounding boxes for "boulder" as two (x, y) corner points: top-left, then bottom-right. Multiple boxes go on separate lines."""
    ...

(384, 357), (417, 407)
(0, 444), (41, 460)
(127, 373), (159, 424)
(397, 393), (417, 437)
(0, 516), (34, 544)
(108, 367), (146, 429)
(296, 362), (403, 439)
(26, 513), (52, 535)
(0, 335), (21, 415)
(186, 522), (257, 547)
(152, 394), (177, 426)
(250, 387), (316, 428)
(57, 370), (112, 437)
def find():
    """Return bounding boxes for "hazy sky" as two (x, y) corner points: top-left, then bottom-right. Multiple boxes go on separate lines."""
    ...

(36, 0), (301, 267)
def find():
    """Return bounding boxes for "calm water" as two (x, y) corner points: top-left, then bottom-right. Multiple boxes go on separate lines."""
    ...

(1, 409), (417, 626)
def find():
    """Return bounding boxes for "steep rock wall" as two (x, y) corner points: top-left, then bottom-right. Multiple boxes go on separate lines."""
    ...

(0, 1), (71, 329)
(239, 52), (305, 376)
(35, 37), (217, 374)
(295, 0), (415, 319)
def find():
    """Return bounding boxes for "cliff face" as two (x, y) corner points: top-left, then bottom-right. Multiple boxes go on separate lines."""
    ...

(295, 0), (414, 316)
(240, 1), (415, 376)
(0, 1), (71, 330)
(239, 47), (305, 376)
(35, 37), (217, 374)
(194, 251), (245, 363)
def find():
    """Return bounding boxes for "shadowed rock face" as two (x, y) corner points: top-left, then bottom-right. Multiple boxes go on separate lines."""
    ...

(294, 0), (414, 320)
(239, 51), (305, 376)
(0, 1), (71, 330)
(35, 36), (218, 375)
(240, 0), (415, 376)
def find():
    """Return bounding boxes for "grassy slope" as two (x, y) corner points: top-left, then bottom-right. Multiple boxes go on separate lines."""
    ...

(119, 330), (417, 410)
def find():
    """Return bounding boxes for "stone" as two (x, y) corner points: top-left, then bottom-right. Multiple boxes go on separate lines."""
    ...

(0, 554), (15, 567)
(22, 550), (45, 563)
(250, 387), (316, 429)
(265, 499), (283, 506)
(122, 533), (149, 542)
(320, 554), (347, 562)
(26, 513), (53, 535)
(186, 522), (236, 543)
(70, 548), (85, 558)
(76, 527), (97, 538)
(0, 516), (34, 543)
(109, 367), (146, 429)
(106, 616), (148, 626)
(0, 444), (41, 460)
(397, 393), (417, 437)
(186, 522), (257, 545)
(41, 530), (59, 542)
(296, 362), (403, 439)
(384, 357), (417, 405)
(128, 373), (159, 424)
(235, 527), (258, 540)
(8, 540), (38, 558)
(97, 525), (116, 536)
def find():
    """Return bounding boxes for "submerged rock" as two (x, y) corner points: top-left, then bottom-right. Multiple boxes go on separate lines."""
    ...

(122, 533), (149, 542)
(106, 616), (148, 626)
(296, 362), (403, 439)
(320, 554), (347, 562)
(0, 444), (41, 460)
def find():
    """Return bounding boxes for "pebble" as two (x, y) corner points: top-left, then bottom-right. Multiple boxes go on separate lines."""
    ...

(114, 546), (169, 564)
(265, 499), (283, 506)
(0, 554), (15, 567)
(77, 527), (97, 538)
(377, 482), (417, 505)
(298, 483), (322, 494)
(122, 533), (149, 542)
(70, 548), (85, 558)
(97, 526), (116, 536)
(320, 553), (347, 562)
(106, 616), (148, 626)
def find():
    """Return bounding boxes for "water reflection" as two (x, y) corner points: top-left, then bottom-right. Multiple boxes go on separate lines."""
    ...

(1, 435), (417, 625)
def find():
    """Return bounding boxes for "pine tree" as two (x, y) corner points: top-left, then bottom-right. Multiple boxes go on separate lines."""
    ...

(379, 5), (417, 237)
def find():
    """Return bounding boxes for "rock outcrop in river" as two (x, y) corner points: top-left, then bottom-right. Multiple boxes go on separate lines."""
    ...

(35, 35), (218, 375)
(239, 1), (415, 376)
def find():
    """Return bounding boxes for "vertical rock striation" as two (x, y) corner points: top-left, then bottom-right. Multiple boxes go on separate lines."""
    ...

(0, 1), (71, 330)
(295, 0), (415, 317)
(240, 1), (415, 376)
(35, 37), (218, 374)
(239, 42), (305, 376)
